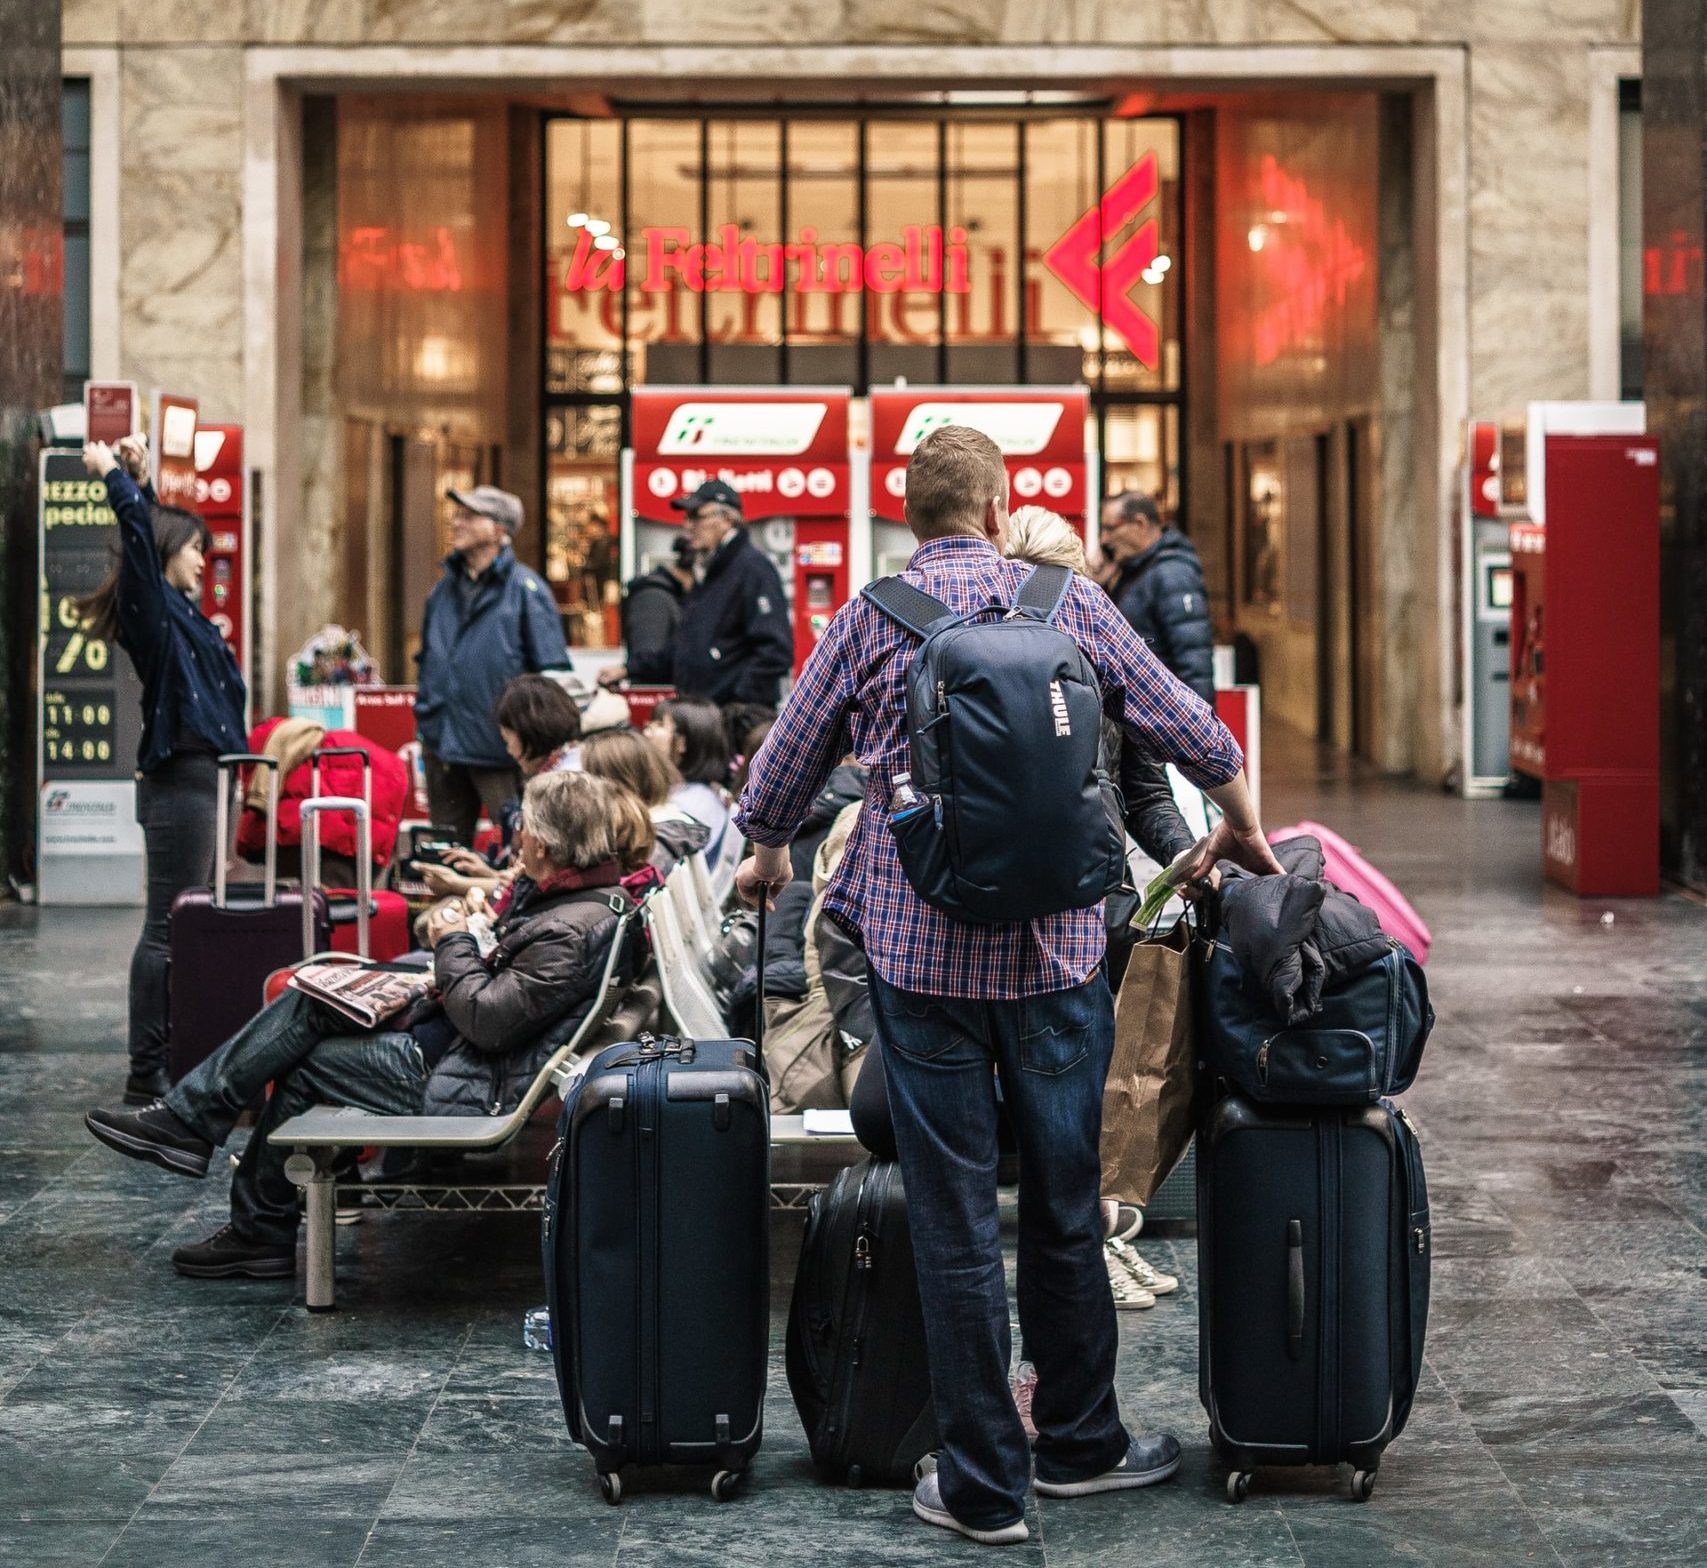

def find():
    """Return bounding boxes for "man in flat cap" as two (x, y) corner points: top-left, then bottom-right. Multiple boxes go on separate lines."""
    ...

(415, 486), (570, 845)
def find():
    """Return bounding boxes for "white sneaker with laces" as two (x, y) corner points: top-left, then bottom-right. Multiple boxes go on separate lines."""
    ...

(1104, 1240), (1156, 1309)
(1108, 1237), (1178, 1297)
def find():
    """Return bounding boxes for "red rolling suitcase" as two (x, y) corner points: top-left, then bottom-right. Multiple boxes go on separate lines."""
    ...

(308, 747), (412, 961)
(168, 754), (330, 1082)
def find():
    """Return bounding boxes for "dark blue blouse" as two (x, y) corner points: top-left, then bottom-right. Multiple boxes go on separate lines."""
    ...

(104, 468), (248, 774)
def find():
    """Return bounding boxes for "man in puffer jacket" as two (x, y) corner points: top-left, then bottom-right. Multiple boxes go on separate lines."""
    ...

(83, 772), (637, 1281)
(1100, 493), (1215, 703)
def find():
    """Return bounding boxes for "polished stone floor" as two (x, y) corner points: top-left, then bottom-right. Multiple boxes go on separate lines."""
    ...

(1, 748), (1704, 1566)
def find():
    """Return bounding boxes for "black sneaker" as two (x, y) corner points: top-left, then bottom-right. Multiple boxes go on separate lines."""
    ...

(123, 1068), (171, 1106)
(172, 1223), (295, 1280)
(85, 1101), (212, 1178)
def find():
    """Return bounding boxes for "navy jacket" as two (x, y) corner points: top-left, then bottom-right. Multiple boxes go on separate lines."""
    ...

(105, 468), (247, 774)
(673, 529), (794, 705)
(1110, 529), (1216, 704)
(415, 546), (570, 769)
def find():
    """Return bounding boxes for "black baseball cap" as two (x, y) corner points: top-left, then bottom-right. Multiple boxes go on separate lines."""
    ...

(671, 479), (744, 516)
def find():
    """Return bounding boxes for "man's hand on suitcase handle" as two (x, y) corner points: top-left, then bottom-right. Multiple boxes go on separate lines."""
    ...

(735, 846), (792, 911)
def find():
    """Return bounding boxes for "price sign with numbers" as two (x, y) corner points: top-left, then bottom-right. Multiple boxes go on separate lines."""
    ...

(38, 450), (144, 784)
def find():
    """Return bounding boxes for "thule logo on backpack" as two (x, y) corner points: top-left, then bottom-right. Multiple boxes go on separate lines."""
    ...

(1049, 680), (1072, 737)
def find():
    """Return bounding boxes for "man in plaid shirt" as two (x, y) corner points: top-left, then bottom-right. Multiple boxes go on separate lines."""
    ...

(736, 427), (1280, 1546)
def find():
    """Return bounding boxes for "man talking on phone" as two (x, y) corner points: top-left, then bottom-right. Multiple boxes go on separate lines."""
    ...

(734, 426), (1280, 1547)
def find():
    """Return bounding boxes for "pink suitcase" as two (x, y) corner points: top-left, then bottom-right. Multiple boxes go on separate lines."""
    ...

(1269, 819), (1432, 964)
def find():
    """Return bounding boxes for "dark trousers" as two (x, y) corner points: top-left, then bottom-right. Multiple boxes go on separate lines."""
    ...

(164, 989), (426, 1244)
(869, 970), (1129, 1530)
(129, 751), (220, 1078)
(423, 750), (517, 847)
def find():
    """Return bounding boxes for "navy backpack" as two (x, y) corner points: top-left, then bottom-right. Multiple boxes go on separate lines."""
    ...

(862, 563), (1126, 925)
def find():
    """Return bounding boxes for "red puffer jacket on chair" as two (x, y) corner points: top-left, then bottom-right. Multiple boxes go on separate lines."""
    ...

(236, 720), (410, 870)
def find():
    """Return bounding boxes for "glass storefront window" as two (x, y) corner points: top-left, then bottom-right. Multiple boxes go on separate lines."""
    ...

(542, 109), (1187, 646)
(706, 119), (783, 384)
(946, 121), (1018, 384)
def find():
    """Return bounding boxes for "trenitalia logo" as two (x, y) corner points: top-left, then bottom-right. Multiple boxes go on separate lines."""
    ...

(894, 402), (1064, 457)
(1041, 152), (1162, 368)
(657, 402), (829, 457)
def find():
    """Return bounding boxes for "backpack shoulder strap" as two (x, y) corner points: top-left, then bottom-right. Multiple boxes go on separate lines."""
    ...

(861, 576), (958, 639)
(1013, 563), (1074, 624)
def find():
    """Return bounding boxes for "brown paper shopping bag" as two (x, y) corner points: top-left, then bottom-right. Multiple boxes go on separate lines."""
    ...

(1101, 917), (1200, 1206)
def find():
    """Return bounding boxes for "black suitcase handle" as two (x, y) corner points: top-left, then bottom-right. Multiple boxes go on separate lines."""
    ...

(1286, 1218), (1306, 1361)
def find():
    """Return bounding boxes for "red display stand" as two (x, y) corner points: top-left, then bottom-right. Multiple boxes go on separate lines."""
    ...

(1515, 435), (1660, 896)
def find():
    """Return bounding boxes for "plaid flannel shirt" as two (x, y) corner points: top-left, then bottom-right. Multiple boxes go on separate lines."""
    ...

(734, 535), (1244, 998)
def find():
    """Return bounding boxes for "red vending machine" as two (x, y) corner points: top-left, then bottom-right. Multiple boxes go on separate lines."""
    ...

(867, 387), (1091, 576)
(193, 424), (249, 707)
(625, 388), (854, 674)
(1517, 435), (1661, 896)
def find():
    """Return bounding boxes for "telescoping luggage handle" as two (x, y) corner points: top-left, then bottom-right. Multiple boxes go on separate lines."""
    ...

(299, 797), (371, 959)
(215, 753), (279, 909)
(310, 746), (373, 823)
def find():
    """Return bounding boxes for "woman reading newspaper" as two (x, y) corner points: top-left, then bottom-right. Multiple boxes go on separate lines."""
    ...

(82, 771), (638, 1281)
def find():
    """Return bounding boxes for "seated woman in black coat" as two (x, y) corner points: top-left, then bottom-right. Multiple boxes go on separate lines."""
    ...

(84, 770), (636, 1282)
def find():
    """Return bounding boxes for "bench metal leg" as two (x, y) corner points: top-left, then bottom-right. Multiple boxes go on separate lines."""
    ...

(285, 1151), (337, 1313)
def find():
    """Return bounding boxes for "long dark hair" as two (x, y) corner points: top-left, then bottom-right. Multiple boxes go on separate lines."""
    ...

(75, 504), (211, 643)
(660, 697), (732, 787)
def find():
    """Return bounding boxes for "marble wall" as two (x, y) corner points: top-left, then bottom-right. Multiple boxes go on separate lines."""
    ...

(59, 0), (1641, 774)
(2, 2), (62, 879)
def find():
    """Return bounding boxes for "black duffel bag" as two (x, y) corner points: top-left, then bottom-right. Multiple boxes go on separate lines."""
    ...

(1198, 936), (1433, 1104)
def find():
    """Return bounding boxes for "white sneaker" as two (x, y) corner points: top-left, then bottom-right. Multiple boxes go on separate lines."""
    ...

(1109, 1237), (1179, 1296)
(1104, 1240), (1156, 1309)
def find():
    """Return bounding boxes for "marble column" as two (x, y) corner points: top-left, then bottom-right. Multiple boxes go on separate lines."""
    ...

(1643, 0), (1707, 889)
(0, 2), (62, 880)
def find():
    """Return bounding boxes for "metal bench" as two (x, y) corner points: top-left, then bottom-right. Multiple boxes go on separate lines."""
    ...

(271, 906), (647, 1311)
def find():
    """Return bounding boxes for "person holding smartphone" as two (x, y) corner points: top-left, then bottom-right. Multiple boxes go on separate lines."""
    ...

(76, 435), (248, 1106)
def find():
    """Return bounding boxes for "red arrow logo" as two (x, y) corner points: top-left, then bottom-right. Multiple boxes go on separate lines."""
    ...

(1042, 152), (1161, 368)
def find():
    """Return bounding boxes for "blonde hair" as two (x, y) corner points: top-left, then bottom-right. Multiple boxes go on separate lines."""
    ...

(519, 770), (619, 870)
(1005, 506), (1088, 575)
(582, 727), (681, 807)
(605, 783), (657, 872)
(905, 424), (1007, 539)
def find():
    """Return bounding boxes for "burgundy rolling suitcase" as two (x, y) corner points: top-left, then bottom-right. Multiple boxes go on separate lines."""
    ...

(307, 747), (411, 961)
(167, 753), (330, 1082)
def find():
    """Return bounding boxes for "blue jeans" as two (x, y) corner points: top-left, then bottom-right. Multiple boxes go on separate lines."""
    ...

(869, 970), (1129, 1529)
(165, 989), (427, 1245)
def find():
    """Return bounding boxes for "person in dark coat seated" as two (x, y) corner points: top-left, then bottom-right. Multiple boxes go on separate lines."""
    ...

(84, 770), (637, 1281)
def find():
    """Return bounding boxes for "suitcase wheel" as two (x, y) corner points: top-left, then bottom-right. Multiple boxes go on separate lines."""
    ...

(1225, 1471), (1252, 1504)
(845, 1464), (863, 1489)
(598, 1472), (623, 1506)
(710, 1469), (744, 1503)
(1351, 1468), (1377, 1502)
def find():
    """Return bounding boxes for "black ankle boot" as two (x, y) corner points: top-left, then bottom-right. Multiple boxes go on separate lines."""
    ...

(123, 1067), (171, 1106)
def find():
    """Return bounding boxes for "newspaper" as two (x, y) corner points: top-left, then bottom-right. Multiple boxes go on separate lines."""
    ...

(288, 962), (429, 1030)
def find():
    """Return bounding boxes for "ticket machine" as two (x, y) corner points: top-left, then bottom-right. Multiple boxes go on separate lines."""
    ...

(624, 387), (855, 674)
(866, 386), (1092, 576)
(1459, 419), (1514, 796)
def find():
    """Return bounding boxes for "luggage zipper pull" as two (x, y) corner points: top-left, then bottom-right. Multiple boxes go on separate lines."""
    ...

(1396, 1106), (1420, 1139)
(1256, 1037), (1273, 1084)
(936, 679), (946, 712)
(1414, 1226), (1428, 1256)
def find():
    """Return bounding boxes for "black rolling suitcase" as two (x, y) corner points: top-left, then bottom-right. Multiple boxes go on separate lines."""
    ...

(786, 1159), (937, 1485)
(168, 753), (330, 1082)
(544, 1032), (770, 1504)
(1198, 1094), (1430, 1504)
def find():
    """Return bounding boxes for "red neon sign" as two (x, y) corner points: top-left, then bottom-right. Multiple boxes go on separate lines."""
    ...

(563, 224), (972, 297)
(554, 156), (1167, 368)
(1042, 152), (1161, 368)
(1247, 155), (1367, 367)
(339, 225), (466, 292)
